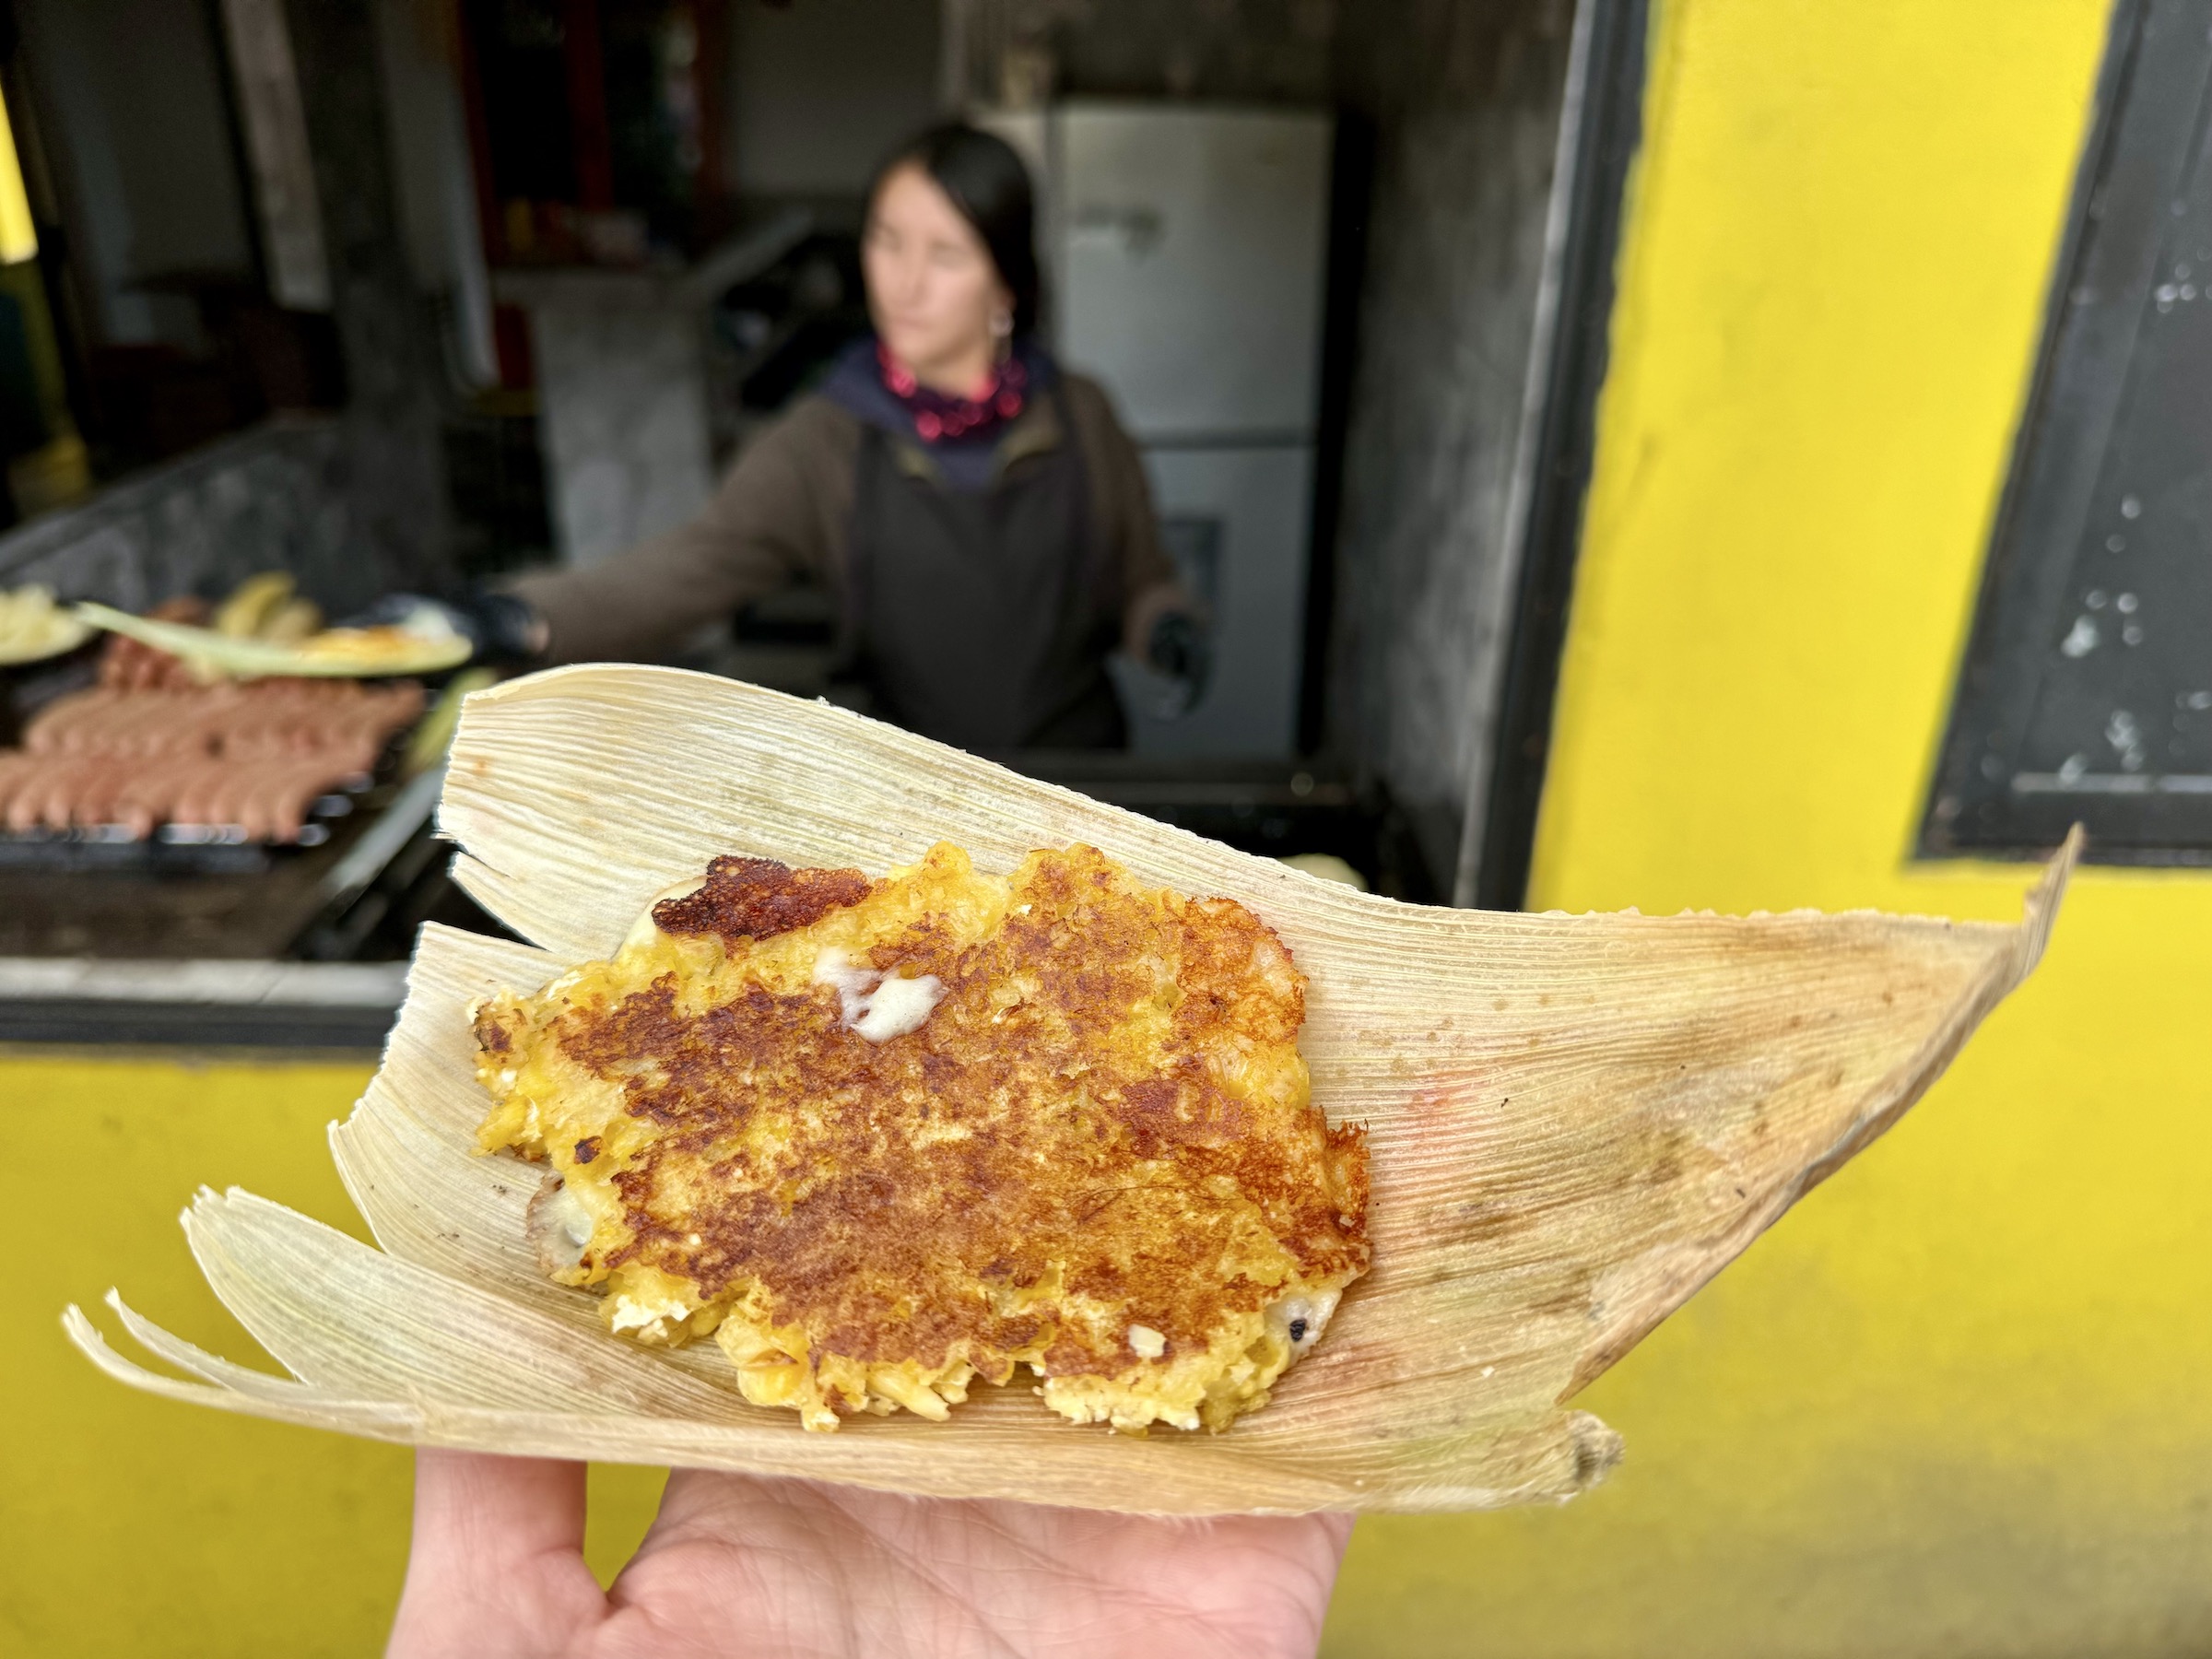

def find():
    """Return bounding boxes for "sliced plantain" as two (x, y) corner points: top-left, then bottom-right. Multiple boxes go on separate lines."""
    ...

(259, 596), (324, 646)
(215, 571), (298, 640)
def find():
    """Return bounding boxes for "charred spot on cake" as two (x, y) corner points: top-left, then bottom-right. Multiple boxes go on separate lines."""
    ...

(1266, 1288), (1341, 1362)
(652, 854), (873, 947)
(471, 1002), (515, 1053)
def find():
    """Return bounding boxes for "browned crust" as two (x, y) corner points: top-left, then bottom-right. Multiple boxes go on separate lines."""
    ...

(534, 845), (1369, 1387)
(651, 855), (873, 947)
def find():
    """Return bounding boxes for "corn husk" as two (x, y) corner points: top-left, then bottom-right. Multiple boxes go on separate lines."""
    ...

(65, 665), (2076, 1515)
(73, 601), (470, 678)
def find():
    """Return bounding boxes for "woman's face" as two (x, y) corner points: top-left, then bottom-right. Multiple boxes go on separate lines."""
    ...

(864, 163), (1012, 386)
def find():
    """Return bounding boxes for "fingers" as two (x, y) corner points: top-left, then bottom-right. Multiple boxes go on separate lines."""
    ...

(416, 1449), (589, 1566)
(627, 1475), (1356, 1659)
(1312, 1510), (1357, 1560)
(649, 1465), (750, 1531)
(386, 1451), (604, 1659)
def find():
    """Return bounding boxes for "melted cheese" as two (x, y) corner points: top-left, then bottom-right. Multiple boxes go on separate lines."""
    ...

(813, 947), (945, 1041)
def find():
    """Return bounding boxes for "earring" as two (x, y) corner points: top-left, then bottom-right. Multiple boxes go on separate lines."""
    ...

(990, 308), (1014, 338)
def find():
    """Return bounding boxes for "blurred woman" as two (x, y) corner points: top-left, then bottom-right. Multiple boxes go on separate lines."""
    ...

(475, 124), (1204, 751)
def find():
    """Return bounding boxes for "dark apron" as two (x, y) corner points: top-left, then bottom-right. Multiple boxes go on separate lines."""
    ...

(843, 393), (1127, 751)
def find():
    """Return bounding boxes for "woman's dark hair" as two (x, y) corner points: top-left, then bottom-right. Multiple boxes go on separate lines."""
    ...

(870, 124), (1043, 336)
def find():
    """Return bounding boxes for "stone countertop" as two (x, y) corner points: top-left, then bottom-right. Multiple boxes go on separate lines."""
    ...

(0, 955), (406, 1050)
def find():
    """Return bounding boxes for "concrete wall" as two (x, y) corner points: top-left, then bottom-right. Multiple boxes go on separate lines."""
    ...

(371, 0), (497, 388)
(726, 0), (943, 197)
(284, 0), (452, 598)
(1325, 0), (1571, 882)
(1019, 0), (1337, 102)
(15, 0), (256, 349)
(1324, 1), (2212, 1653)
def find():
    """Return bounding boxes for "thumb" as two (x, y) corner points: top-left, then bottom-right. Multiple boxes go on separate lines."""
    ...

(387, 1450), (603, 1658)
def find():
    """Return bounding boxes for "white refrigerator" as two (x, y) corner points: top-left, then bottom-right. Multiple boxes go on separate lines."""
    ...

(988, 102), (1334, 758)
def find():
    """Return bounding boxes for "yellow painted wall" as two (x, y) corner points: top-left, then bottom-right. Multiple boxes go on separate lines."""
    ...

(1326, 0), (2212, 1653)
(0, 86), (41, 265)
(0, 1053), (665, 1655)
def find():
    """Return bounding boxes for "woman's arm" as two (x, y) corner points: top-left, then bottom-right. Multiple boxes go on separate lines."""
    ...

(1065, 376), (1211, 691)
(506, 402), (858, 665)
(1064, 377), (1184, 651)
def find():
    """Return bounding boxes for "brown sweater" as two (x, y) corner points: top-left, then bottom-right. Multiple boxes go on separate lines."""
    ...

(512, 371), (1182, 665)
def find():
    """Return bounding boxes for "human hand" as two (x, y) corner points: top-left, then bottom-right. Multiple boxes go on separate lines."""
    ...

(1145, 612), (1212, 702)
(387, 1449), (1352, 1659)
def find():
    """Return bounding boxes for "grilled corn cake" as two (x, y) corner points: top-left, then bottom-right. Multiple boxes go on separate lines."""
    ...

(471, 841), (1370, 1433)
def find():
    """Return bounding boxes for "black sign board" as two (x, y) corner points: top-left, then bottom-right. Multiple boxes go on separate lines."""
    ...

(1924, 0), (2212, 863)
